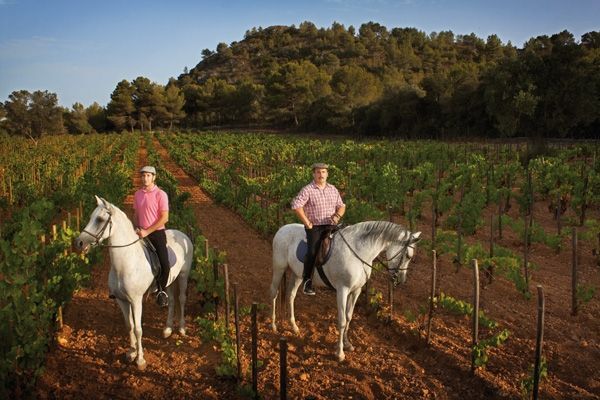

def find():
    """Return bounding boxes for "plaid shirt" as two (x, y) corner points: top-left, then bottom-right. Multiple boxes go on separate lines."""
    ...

(291, 181), (345, 226)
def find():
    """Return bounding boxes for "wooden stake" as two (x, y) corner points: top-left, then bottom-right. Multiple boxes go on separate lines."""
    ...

(223, 264), (230, 330)
(532, 285), (546, 400)
(572, 227), (578, 316)
(426, 250), (437, 345)
(251, 302), (258, 398)
(52, 225), (57, 241)
(471, 259), (480, 373)
(234, 284), (242, 381)
(279, 337), (288, 400)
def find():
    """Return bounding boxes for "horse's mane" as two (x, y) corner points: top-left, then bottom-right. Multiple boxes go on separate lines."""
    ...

(105, 201), (136, 232)
(343, 221), (409, 244)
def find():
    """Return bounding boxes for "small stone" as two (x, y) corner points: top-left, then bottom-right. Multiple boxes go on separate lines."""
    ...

(57, 336), (68, 346)
(300, 373), (309, 381)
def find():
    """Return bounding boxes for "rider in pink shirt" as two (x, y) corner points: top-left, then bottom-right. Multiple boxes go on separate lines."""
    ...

(133, 166), (170, 307)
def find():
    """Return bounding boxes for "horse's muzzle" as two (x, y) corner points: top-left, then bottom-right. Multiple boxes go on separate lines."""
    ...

(73, 236), (90, 254)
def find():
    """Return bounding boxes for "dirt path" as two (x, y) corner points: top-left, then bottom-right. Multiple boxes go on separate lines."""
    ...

(36, 136), (600, 399)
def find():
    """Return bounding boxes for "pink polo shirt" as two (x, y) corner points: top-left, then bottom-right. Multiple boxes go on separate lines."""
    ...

(133, 185), (169, 230)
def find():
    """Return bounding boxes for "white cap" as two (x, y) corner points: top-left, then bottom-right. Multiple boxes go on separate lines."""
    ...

(140, 166), (156, 175)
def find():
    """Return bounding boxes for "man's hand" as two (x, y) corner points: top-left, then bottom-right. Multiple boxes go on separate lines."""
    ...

(331, 213), (341, 224)
(305, 222), (313, 229)
(136, 228), (148, 238)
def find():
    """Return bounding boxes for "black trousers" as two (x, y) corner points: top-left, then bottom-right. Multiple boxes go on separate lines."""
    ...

(147, 229), (170, 289)
(303, 225), (334, 280)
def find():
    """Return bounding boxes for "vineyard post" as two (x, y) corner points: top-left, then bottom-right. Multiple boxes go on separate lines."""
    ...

(426, 250), (437, 345)
(213, 258), (219, 321)
(223, 263), (230, 330)
(388, 278), (393, 317)
(555, 191), (562, 235)
(471, 259), (480, 373)
(234, 284), (242, 381)
(488, 213), (494, 284)
(204, 239), (209, 261)
(8, 175), (12, 204)
(67, 212), (71, 229)
(251, 302), (258, 398)
(431, 199), (436, 251)
(279, 337), (288, 400)
(52, 225), (57, 241)
(532, 285), (545, 400)
(498, 200), (503, 239)
(524, 214), (530, 287)
(571, 227), (578, 316)
(76, 208), (80, 231)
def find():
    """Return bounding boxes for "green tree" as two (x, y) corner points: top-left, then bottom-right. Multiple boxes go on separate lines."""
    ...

(266, 60), (331, 126)
(164, 81), (186, 131)
(86, 102), (107, 132)
(65, 102), (93, 134)
(107, 80), (135, 132)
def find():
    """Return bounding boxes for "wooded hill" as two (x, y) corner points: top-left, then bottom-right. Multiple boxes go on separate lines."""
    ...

(176, 22), (599, 138)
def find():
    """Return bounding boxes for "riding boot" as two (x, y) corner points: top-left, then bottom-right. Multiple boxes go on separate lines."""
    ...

(156, 268), (169, 307)
(302, 263), (316, 296)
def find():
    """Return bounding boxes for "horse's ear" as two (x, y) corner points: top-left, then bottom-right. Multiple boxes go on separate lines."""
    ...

(411, 232), (422, 243)
(95, 195), (103, 206)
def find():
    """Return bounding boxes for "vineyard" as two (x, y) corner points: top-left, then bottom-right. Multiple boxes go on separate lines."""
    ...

(2, 130), (599, 399)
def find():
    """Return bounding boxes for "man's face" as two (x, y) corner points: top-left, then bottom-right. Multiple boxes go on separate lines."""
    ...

(313, 168), (328, 184)
(141, 172), (155, 188)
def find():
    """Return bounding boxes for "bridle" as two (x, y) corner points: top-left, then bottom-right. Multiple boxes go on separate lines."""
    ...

(338, 229), (415, 282)
(81, 208), (142, 248)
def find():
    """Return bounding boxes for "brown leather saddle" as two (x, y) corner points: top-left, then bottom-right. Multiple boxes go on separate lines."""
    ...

(313, 225), (342, 289)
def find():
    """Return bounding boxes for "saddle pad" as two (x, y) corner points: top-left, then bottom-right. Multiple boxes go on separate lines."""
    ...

(143, 242), (180, 287)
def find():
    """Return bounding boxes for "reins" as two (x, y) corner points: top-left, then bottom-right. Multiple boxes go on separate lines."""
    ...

(81, 211), (143, 249)
(337, 228), (414, 275)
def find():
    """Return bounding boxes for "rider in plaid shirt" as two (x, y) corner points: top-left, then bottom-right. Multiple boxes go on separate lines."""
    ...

(291, 163), (345, 295)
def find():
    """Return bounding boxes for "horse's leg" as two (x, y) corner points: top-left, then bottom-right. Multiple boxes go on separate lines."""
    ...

(176, 274), (189, 336)
(116, 298), (137, 362)
(131, 297), (147, 371)
(163, 282), (176, 338)
(343, 287), (362, 352)
(288, 274), (303, 334)
(336, 287), (350, 362)
(269, 264), (287, 333)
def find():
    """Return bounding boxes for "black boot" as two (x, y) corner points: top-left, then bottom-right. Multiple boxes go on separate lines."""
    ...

(302, 278), (316, 295)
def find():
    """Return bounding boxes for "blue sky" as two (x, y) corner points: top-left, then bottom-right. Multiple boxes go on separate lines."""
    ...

(0, 0), (598, 108)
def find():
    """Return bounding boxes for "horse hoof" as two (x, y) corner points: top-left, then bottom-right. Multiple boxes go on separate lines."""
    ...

(163, 327), (173, 338)
(126, 350), (137, 362)
(337, 353), (346, 362)
(291, 323), (299, 335)
(137, 359), (147, 371)
(178, 327), (186, 336)
(344, 343), (354, 352)
(271, 323), (277, 333)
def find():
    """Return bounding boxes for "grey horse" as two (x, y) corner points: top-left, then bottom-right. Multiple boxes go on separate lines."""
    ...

(270, 221), (421, 361)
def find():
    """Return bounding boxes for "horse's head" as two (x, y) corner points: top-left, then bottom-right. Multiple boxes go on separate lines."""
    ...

(74, 195), (115, 253)
(386, 231), (421, 285)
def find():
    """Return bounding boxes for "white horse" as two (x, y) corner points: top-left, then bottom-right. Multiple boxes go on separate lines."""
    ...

(269, 221), (421, 362)
(74, 195), (193, 370)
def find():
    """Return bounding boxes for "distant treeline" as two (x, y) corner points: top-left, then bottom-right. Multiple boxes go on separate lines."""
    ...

(1, 22), (599, 139)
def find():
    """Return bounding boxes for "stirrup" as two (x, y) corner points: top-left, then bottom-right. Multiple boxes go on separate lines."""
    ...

(156, 291), (169, 307)
(302, 279), (316, 296)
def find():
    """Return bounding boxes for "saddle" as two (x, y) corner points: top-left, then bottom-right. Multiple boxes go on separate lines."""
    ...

(313, 225), (342, 289)
(142, 238), (163, 278)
